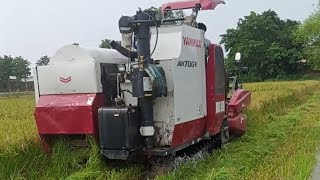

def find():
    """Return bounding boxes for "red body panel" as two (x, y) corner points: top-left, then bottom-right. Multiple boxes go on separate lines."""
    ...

(228, 89), (251, 113)
(206, 45), (225, 135)
(228, 115), (246, 136)
(212, 95), (225, 134)
(35, 93), (103, 135)
(171, 118), (207, 147)
(227, 89), (251, 136)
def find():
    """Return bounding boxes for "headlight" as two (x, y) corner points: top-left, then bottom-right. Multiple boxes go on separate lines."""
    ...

(118, 64), (126, 72)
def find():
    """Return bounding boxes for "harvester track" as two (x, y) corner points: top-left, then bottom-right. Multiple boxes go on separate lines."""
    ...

(145, 135), (222, 179)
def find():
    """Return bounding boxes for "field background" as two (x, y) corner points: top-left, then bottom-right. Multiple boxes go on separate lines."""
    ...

(1, 80), (320, 180)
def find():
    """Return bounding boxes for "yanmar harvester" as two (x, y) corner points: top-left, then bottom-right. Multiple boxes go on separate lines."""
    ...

(33, 0), (251, 160)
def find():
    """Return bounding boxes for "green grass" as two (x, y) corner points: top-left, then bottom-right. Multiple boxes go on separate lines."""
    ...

(1, 80), (320, 179)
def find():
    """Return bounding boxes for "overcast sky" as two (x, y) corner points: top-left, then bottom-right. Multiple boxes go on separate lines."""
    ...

(0, 0), (317, 65)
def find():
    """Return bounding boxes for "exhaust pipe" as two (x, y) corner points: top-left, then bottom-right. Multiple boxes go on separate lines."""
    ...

(118, 10), (156, 149)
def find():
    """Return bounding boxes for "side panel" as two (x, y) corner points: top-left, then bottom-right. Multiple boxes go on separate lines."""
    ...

(37, 62), (102, 95)
(206, 45), (226, 135)
(214, 46), (226, 134)
(171, 117), (207, 147)
(171, 25), (207, 147)
(35, 93), (103, 135)
(173, 25), (207, 125)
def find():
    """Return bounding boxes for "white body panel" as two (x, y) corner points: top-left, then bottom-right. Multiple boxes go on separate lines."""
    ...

(151, 25), (207, 145)
(119, 25), (207, 146)
(150, 26), (182, 61)
(120, 81), (138, 106)
(153, 60), (175, 145)
(37, 63), (101, 95)
(50, 45), (129, 65)
(173, 25), (207, 125)
(35, 45), (128, 95)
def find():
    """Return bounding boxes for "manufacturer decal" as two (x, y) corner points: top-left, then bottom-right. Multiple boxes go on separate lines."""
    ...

(183, 36), (202, 48)
(177, 61), (198, 67)
(60, 76), (72, 83)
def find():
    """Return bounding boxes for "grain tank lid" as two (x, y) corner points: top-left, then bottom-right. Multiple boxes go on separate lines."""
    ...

(49, 44), (129, 65)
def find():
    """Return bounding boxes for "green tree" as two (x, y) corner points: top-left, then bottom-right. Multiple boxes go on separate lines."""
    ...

(99, 39), (112, 49)
(12, 56), (31, 80)
(295, 2), (320, 70)
(145, 6), (185, 25)
(0, 55), (31, 91)
(36, 55), (50, 66)
(0, 56), (14, 84)
(221, 10), (304, 81)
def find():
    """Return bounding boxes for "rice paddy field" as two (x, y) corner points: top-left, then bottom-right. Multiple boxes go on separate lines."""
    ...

(1, 80), (320, 179)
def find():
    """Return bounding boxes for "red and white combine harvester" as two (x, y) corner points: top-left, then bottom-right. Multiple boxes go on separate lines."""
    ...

(34, 0), (251, 160)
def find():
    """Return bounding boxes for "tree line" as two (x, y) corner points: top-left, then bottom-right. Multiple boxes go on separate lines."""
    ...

(0, 55), (50, 91)
(222, 2), (320, 81)
(0, 56), (31, 91)
(1, 5), (320, 84)
(222, 10), (305, 81)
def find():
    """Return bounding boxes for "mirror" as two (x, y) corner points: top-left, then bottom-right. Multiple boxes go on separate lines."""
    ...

(235, 52), (241, 62)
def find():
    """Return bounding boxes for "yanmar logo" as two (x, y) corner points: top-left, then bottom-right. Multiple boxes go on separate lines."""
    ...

(60, 76), (71, 83)
(183, 36), (202, 48)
